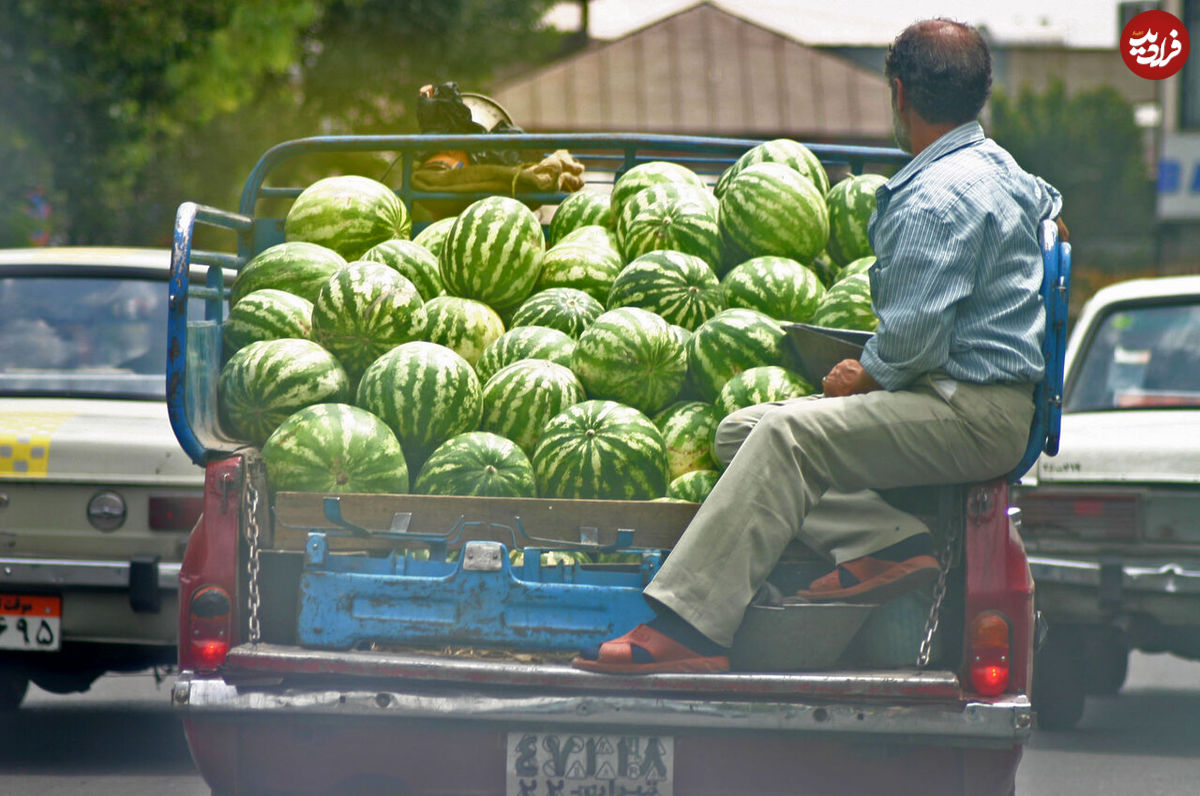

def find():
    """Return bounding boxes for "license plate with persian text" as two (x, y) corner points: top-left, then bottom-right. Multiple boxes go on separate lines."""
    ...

(506, 731), (674, 796)
(0, 594), (61, 651)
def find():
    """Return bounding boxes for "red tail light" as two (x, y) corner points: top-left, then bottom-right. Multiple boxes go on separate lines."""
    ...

(188, 585), (232, 672)
(1017, 492), (1139, 541)
(968, 611), (1011, 696)
(149, 494), (204, 531)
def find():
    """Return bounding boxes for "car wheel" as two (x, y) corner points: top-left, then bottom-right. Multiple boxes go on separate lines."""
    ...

(1084, 634), (1129, 695)
(1032, 624), (1087, 731)
(0, 663), (30, 711)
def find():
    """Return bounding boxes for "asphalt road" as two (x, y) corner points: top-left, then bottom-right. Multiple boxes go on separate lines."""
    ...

(0, 652), (1196, 795)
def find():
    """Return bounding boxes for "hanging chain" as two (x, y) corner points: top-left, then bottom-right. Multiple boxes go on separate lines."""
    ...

(917, 503), (964, 668)
(244, 464), (264, 645)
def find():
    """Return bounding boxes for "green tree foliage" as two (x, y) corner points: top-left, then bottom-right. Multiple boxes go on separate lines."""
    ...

(0, 0), (560, 246)
(989, 81), (1155, 273)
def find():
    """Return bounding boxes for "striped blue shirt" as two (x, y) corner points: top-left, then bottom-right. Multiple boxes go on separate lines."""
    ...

(861, 121), (1062, 391)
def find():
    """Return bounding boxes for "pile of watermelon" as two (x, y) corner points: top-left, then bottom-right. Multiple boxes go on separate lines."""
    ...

(218, 141), (887, 505)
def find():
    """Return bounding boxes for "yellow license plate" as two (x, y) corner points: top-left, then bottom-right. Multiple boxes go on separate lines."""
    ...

(0, 594), (61, 651)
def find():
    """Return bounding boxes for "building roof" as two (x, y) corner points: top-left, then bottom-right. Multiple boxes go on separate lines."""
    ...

(493, 2), (893, 141)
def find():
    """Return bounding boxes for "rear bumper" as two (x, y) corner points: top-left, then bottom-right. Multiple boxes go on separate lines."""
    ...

(1028, 553), (1200, 630)
(0, 555), (181, 590)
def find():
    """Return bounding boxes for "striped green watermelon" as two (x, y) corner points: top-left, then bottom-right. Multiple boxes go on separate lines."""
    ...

(421, 295), (506, 367)
(838, 255), (876, 281)
(810, 271), (877, 331)
(687, 308), (786, 401)
(532, 400), (669, 500)
(715, 365), (815, 417)
(720, 256), (825, 323)
(509, 287), (604, 339)
(230, 241), (347, 306)
(479, 359), (586, 456)
(715, 138), (830, 198)
(667, 469), (720, 503)
(548, 190), (614, 246)
(218, 338), (352, 446)
(557, 223), (620, 250)
(414, 431), (536, 498)
(668, 323), (692, 349)
(359, 238), (444, 301)
(610, 161), (706, 222)
(606, 250), (725, 331)
(262, 402), (409, 493)
(534, 231), (624, 302)
(572, 307), (687, 415)
(825, 173), (887, 266)
(474, 325), (577, 384)
(617, 185), (721, 268)
(652, 400), (721, 480)
(355, 341), (482, 467)
(809, 249), (841, 288)
(285, 175), (411, 261)
(222, 289), (313, 359)
(310, 263), (427, 382)
(719, 162), (829, 264)
(439, 196), (545, 311)
(412, 216), (457, 260)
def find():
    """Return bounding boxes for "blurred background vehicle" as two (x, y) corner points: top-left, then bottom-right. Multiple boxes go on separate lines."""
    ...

(0, 247), (228, 710)
(1015, 274), (1200, 730)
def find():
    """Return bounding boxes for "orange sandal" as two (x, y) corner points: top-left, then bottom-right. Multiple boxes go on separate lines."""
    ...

(572, 623), (730, 675)
(794, 554), (939, 603)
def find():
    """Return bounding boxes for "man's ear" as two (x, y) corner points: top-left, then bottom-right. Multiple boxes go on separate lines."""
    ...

(892, 78), (905, 112)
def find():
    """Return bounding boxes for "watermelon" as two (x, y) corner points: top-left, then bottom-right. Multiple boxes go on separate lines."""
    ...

(687, 308), (786, 401)
(474, 325), (577, 384)
(222, 289), (313, 359)
(532, 400), (669, 500)
(285, 175), (411, 260)
(534, 232), (624, 303)
(439, 196), (545, 311)
(412, 216), (457, 260)
(359, 238), (444, 301)
(610, 161), (707, 222)
(809, 249), (841, 288)
(414, 431), (536, 498)
(262, 402), (409, 493)
(715, 138), (830, 198)
(230, 241), (347, 306)
(838, 255), (876, 281)
(548, 190), (614, 246)
(617, 185), (721, 268)
(355, 341), (482, 467)
(557, 223), (620, 250)
(422, 295), (506, 367)
(508, 287), (604, 339)
(825, 173), (887, 266)
(572, 307), (688, 416)
(720, 256), (825, 323)
(810, 271), (877, 331)
(218, 338), (352, 446)
(652, 400), (721, 480)
(606, 250), (725, 331)
(479, 359), (586, 456)
(715, 365), (815, 417)
(718, 162), (829, 264)
(310, 262), (427, 382)
(667, 469), (720, 503)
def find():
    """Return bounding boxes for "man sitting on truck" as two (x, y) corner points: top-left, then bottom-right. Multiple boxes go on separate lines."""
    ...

(575, 17), (1067, 675)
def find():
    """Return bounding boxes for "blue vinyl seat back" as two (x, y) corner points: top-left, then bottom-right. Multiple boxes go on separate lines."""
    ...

(1007, 219), (1072, 483)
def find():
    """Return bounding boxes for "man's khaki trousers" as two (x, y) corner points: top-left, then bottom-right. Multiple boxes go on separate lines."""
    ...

(643, 374), (1035, 646)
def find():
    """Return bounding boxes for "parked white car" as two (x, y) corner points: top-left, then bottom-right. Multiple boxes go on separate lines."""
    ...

(1014, 273), (1200, 729)
(0, 247), (226, 708)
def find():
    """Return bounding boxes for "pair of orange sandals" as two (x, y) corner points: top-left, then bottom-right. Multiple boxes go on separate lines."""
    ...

(573, 553), (939, 675)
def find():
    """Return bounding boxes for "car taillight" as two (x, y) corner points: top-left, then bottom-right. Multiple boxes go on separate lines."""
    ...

(968, 611), (1011, 696)
(149, 494), (204, 531)
(188, 585), (232, 671)
(1017, 492), (1139, 541)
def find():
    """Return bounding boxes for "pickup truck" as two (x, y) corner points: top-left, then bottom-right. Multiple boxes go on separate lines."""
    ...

(166, 133), (1067, 796)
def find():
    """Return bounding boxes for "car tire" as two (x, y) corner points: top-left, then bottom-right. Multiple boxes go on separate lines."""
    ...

(1084, 634), (1129, 695)
(1032, 624), (1087, 731)
(0, 662), (30, 711)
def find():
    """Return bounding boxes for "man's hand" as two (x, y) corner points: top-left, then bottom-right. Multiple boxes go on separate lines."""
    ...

(821, 359), (882, 397)
(1056, 216), (1070, 243)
